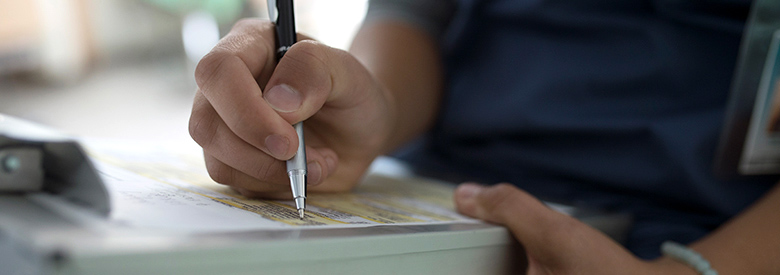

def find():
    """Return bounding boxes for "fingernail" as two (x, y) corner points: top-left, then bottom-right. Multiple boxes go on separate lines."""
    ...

(265, 84), (302, 113)
(265, 134), (290, 159)
(456, 183), (483, 200)
(307, 161), (322, 185)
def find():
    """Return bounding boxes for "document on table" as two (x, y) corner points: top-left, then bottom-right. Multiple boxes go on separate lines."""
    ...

(83, 140), (476, 232)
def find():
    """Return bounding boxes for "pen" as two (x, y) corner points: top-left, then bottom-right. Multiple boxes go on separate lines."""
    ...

(267, 0), (307, 219)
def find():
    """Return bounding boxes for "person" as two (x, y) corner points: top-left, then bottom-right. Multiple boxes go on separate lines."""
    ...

(188, 0), (780, 273)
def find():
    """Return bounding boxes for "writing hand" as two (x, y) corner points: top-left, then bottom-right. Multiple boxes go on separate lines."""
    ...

(189, 19), (396, 198)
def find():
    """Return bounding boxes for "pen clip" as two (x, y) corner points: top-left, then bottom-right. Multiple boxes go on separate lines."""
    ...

(266, 0), (278, 22)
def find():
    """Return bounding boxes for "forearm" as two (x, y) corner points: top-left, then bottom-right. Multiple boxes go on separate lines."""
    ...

(349, 20), (444, 154)
(655, 182), (780, 274)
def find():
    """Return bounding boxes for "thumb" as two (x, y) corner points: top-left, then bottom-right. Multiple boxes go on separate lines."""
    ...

(454, 183), (572, 246)
(264, 40), (381, 125)
(455, 183), (649, 273)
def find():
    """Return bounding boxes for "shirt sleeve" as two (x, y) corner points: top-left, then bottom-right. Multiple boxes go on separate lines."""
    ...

(365, 0), (457, 41)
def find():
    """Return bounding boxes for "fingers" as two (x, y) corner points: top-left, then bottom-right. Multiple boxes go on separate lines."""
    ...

(191, 91), (337, 189)
(204, 150), (337, 196)
(454, 183), (596, 269)
(455, 183), (652, 273)
(265, 40), (384, 127)
(195, 19), (275, 87)
(194, 19), (380, 161)
(264, 39), (393, 164)
(454, 183), (574, 244)
(191, 18), (388, 196)
(203, 153), (286, 191)
(195, 19), (298, 160)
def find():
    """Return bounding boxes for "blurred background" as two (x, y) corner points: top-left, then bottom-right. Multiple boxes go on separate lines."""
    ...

(0, 0), (368, 141)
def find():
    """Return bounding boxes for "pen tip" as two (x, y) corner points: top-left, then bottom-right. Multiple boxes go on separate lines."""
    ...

(298, 209), (305, 220)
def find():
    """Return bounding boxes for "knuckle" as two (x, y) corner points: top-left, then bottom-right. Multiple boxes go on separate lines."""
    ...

(253, 163), (273, 182)
(271, 41), (336, 101)
(194, 41), (256, 89)
(226, 115), (264, 149)
(194, 51), (227, 89)
(206, 159), (234, 185)
(285, 41), (331, 78)
(196, 19), (275, 89)
(196, 26), (273, 88)
(288, 44), (326, 68)
(291, 40), (327, 54)
(252, 160), (283, 183)
(232, 18), (261, 30)
(188, 108), (218, 148)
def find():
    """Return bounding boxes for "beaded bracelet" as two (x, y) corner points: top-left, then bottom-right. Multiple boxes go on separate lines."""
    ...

(661, 241), (718, 275)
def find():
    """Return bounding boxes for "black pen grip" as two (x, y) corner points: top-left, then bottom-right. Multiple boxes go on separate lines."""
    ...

(274, 0), (297, 60)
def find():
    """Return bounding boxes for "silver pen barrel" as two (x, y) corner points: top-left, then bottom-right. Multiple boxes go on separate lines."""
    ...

(287, 122), (307, 219)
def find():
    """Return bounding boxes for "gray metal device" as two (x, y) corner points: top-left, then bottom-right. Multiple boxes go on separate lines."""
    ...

(0, 114), (110, 216)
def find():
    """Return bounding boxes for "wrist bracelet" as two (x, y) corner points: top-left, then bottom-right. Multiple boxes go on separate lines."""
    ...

(661, 241), (718, 275)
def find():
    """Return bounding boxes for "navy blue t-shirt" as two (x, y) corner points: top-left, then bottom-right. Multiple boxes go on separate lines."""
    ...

(368, 0), (777, 258)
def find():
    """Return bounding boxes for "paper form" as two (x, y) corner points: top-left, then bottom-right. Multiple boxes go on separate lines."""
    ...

(83, 139), (476, 232)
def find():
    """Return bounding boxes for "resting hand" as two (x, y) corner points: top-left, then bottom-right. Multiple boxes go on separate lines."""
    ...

(189, 19), (395, 198)
(454, 183), (693, 274)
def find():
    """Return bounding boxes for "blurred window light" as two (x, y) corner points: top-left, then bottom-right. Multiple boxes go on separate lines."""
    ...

(0, 0), (90, 83)
(182, 11), (221, 63)
(297, 0), (368, 50)
(0, 1), (40, 74)
(254, 0), (368, 50)
(38, 0), (90, 82)
(144, 0), (244, 24)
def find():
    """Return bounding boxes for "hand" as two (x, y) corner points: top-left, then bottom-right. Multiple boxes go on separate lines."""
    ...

(453, 183), (694, 274)
(189, 19), (396, 198)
